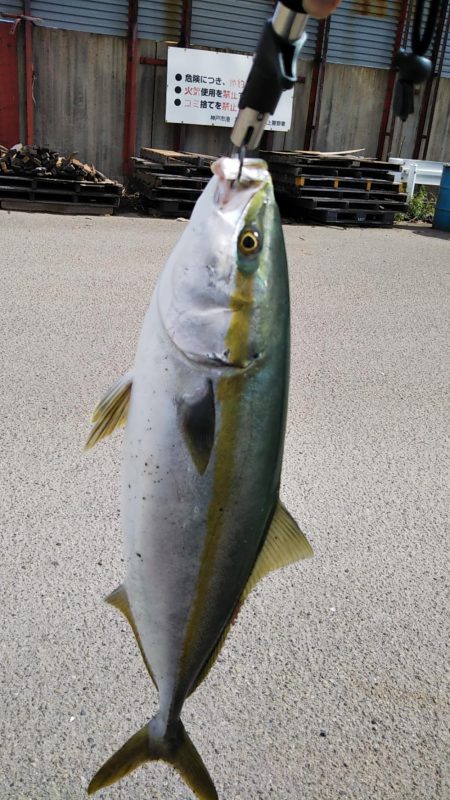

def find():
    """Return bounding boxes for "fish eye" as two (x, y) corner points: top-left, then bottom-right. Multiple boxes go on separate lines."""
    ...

(238, 228), (262, 257)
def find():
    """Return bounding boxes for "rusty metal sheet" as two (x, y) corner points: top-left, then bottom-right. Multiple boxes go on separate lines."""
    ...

(328, 0), (404, 68)
(0, 24), (20, 147)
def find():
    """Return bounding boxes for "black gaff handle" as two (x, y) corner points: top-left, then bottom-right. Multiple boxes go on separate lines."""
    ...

(238, 20), (302, 115)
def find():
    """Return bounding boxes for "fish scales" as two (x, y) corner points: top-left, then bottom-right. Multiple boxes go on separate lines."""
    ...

(86, 158), (312, 799)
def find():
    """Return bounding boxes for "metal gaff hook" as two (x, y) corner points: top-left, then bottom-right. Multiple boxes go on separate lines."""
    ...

(237, 145), (246, 183)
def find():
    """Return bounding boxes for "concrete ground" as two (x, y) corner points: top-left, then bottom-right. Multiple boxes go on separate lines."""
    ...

(0, 210), (448, 800)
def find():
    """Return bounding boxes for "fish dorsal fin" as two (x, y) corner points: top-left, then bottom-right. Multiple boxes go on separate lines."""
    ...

(106, 584), (157, 689)
(190, 500), (312, 693)
(85, 372), (133, 450)
(178, 380), (215, 475)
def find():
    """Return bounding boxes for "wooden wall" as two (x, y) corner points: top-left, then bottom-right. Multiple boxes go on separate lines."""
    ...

(21, 27), (450, 180)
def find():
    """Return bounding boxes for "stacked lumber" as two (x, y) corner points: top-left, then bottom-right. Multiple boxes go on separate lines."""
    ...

(261, 150), (407, 226)
(132, 149), (215, 217)
(0, 144), (123, 215)
(1, 144), (107, 181)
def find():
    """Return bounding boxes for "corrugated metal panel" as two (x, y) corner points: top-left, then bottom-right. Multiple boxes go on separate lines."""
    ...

(191, 0), (274, 52)
(138, 0), (182, 41)
(327, 0), (403, 69)
(190, 0), (318, 58)
(0, 1), (23, 16)
(439, 9), (450, 79)
(31, 0), (128, 37)
(442, 39), (450, 78)
(302, 17), (320, 60)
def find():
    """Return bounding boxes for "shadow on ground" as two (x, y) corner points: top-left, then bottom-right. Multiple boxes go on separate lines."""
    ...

(394, 223), (450, 241)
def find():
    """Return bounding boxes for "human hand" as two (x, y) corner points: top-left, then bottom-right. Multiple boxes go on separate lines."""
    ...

(302, 0), (341, 19)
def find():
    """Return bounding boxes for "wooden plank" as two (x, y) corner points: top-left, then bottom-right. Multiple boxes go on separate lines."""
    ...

(0, 200), (114, 215)
(262, 148), (366, 157)
(263, 149), (401, 171)
(140, 147), (192, 163)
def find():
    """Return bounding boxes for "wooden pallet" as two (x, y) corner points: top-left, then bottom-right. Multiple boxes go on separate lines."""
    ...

(133, 151), (217, 217)
(274, 175), (403, 192)
(277, 185), (406, 201)
(0, 172), (122, 209)
(133, 171), (209, 191)
(134, 158), (212, 178)
(261, 150), (401, 172)
(298, 207), (396, 226)
(138, 193), (196, 217)
(291, 196), (407, 212)
(263, 150), (403, 226)
(270, 163), (397, 181)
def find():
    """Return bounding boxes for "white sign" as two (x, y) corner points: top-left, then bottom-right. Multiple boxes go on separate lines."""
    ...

(166, 47), (293, 132)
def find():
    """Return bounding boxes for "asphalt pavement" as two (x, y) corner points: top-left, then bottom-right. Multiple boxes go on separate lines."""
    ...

(0, 210), (448, 800)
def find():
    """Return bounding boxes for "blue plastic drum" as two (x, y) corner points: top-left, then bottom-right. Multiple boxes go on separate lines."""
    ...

(433, 164), (450, 232)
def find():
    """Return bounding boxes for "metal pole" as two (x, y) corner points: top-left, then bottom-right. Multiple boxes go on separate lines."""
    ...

(310, 16), (330, 151)
(175, 0), (193, 152)
(412, 0), (449, 159)
(303, 18), (326, 150)
(420, 0), (450, 160)
(123, 0), (139, 178)
(180, 0), (193, 47)
(376, 0), (410, 160)
(23, 0), (33, 144)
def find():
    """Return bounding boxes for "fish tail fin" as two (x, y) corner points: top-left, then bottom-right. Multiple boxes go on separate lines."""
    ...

(88, 715), (218, 800)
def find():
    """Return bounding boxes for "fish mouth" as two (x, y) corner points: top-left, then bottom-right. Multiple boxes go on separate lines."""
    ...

(184, 350), (262, 371)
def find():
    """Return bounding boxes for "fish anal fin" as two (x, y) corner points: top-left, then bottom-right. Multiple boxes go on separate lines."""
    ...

(190, 500), (312, 693)
(85, 372), (133, 450)
(249, 499), (313, 590)
(106, 584), (157, 689)
(179, 380), (215, 475)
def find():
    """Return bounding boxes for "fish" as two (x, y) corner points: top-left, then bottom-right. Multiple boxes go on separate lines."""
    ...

(85, 156), (313, 799)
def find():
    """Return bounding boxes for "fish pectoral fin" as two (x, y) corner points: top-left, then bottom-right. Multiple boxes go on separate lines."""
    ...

(106, 584), (157, 689)
(178, 379), (215, 475)
(88, 716), (218, 800)
(85, 372), (133, 450)
(191, 500), (312, 694)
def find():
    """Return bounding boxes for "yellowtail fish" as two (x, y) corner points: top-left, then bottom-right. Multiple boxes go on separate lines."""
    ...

(85, 157), (312, 799)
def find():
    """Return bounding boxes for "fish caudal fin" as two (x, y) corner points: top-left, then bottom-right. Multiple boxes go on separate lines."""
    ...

(88, 723), (149, 794)
(168, 719), (219, 800)
(88, 716), (218, 800)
